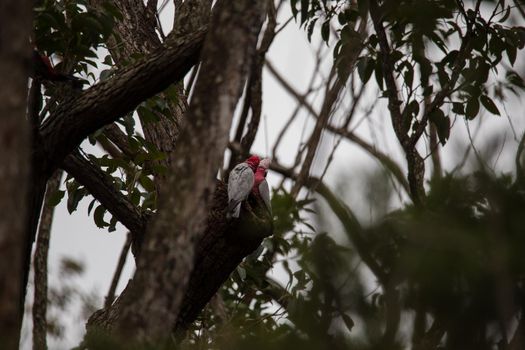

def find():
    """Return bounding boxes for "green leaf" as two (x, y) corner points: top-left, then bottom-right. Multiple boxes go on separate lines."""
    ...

(290, 0), (298, 18)
(480, 95), (500, 116)
(341, 313), (355, 332)
(306, 17), (318, 42)
(506, 45), (517, 66)
(93, 205), (108, 228)
(465, 97), (480, 120)
(300, 0), (309, 25)
(47, 190), (65, 207)
(139, 174), (155, 192)
(321, 20), (330, 43)
(374, 59), (384, 90)
(87, 198), (97, 215)
(452, 102), (465, 115)
(357, 57), (374, 84)
(429, 108), (450, 145)
(67, 187), (85, 214)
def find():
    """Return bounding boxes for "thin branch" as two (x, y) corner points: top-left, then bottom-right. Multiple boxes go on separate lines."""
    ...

(32, 170), (62, 350)
(103, 124), (140, 160)
(326, 125), (410, 194)
(368, 0), (405, 141)
(369, 0), (426, 204)
(105, 233), (132, 308)
(291, 72), (345, 198)
(266, 60), (318, 117)
(239, 0), (277, 157)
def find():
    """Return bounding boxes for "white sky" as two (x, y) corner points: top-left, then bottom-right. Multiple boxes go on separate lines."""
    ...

(20, 2), (525, 349)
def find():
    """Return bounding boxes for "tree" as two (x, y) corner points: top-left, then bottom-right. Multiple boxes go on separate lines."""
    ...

(1, 0), (525, 349)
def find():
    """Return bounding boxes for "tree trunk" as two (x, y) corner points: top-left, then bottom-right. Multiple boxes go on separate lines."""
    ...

(0, 0), (31, 348)
(100, 0), (267, 345)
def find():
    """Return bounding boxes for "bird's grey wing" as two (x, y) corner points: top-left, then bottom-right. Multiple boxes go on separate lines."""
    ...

(259, 179), (272, 214)
(228, 163), (254, 202)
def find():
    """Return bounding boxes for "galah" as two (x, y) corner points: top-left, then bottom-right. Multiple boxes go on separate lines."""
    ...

(32, 50), (83, 87)
(253, 158), (271, 215)
(227, 155), (260, 218)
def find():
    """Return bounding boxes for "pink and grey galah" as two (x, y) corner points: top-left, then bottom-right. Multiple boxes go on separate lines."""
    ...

(253, 158), (272, 215)
(227, 155), (260, 218)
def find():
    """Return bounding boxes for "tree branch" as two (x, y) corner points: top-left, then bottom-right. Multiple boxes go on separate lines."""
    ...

(326, 125), (410, 194)
(105, 233), (132, 309)
(39, 27), (207, 175)
(32, 170), (62, 350)
(239, 0), (277, 155)
(369, 0), (425, 205)
(61, 151), (147, 240)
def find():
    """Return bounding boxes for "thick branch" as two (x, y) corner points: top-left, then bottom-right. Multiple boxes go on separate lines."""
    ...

(239, 0), (277, 157)
(39, 27), (207, 174)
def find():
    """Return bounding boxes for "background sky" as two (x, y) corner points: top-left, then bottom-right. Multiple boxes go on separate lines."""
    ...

(20, 2), (525, 349)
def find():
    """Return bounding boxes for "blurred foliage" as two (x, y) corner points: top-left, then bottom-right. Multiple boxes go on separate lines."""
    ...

(25, 258), (99, 345)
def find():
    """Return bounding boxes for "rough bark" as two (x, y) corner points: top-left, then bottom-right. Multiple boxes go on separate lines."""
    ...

(103, 0), (267, 344)
(33, 170), (62, 350)
(0, 1), (31, 348)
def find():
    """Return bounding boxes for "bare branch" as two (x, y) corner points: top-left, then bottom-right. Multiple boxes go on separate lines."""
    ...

(105, 233), (132, 308)
(291, 73), (345, 198)
(326, 125), (410, 194)
(32, 170), (62, 350)
(230, 0), (277, 168)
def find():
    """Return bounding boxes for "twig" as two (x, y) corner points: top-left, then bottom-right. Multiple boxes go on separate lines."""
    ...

(326, 125), (410, 194)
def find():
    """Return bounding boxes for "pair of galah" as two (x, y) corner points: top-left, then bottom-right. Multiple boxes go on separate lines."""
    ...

(227, 155), (271, 218)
